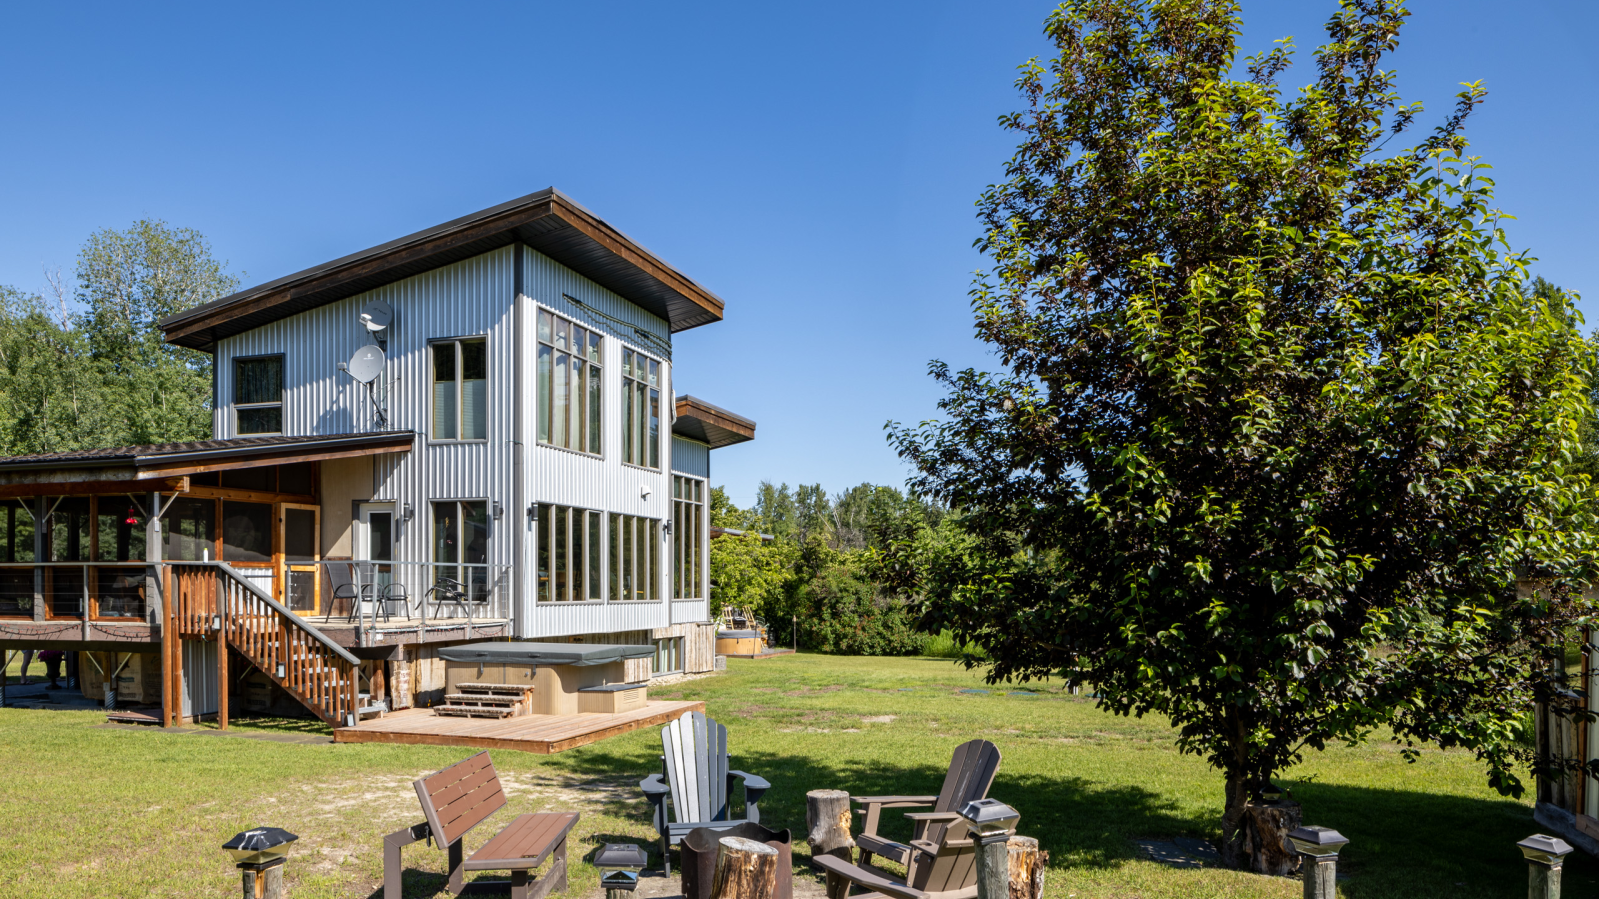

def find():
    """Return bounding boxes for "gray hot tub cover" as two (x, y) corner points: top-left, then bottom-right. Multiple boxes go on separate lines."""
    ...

(437, 641), (655, 667)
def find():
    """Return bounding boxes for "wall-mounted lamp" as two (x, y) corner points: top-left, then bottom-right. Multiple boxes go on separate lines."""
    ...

(493, 501), (504, 521)
(402, 502), (414, 523)
(527, 503), (539, 524)
(663, 520), (672, 535)
(640, 485), (652, 500)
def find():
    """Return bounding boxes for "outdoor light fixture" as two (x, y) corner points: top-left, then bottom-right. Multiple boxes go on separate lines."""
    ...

(402, 502), (414, 523)
(493, 501), (504, 521)
(1517, 834), (1573, 867)
(275, 663), (286, 679)
(1286, 826), (1348, 859)
(641, 484), (652, 500)
(1259, 782), (1285, 802)
(957, 798), (1021, 843)
(663, 520), (672, 535)
(594, 842), (648, 897)
(224, 826), (298, 898)
(527, 503), (539, 524)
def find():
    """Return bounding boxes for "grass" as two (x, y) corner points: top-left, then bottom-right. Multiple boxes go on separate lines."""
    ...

(0, 652), (1591, 898)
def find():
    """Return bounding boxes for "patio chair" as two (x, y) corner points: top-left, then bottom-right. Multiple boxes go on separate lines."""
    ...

(814, 803), (1004, 899)
(325, 562), (381, 623)
(640, 710), (771, 874)
(853, 739), (1001, 870)
(425, 575), (470, 619)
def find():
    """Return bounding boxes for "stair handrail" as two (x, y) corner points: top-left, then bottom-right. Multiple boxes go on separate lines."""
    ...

(203, 560), (362, 668)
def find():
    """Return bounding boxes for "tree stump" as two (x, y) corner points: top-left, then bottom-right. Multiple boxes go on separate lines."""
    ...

(806, 789), (855, 865)
(711, 836), (779, 899)
(1006, 836), (1047, 899)
(1236, 800), (1302, 876)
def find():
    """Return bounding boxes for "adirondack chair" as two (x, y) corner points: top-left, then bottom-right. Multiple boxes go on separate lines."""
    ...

(813, 808), (999, 899)
(639, 710), (771, 873)
(852, 739), (1000, 870)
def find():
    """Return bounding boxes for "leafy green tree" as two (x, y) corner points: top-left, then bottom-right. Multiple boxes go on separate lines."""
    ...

(889, 0), (1595, 868)
(76, 219), (239, 445)
(0, 288), (116, 454)
(708, 528), (798, 621)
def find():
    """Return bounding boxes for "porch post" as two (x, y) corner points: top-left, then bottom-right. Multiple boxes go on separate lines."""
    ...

(31, 496), (44, 623)
(146, 491), (164, 627)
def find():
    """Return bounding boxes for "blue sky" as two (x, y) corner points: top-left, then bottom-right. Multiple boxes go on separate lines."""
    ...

(1, 2), (1593, 507)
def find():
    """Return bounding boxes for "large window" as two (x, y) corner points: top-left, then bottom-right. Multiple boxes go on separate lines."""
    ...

(235, 355), (284, 435)
(538, 310), (602, 454)
(610, 513), (660, 601)
(653, 637), (682, 675)
(432, 339), (487, 441)
(432, 500), (489, 600)
(537, 503), (602, 602)
(0, 502), (35, 616)
(673, 476), (704, 600)
(620, 350), (661, 468)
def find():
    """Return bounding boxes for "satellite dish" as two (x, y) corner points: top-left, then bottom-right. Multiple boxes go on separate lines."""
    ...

(359, 299), (393, 332)
(347, 345), (385, 383)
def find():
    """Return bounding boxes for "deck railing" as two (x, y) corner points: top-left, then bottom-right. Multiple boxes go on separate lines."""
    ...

(170, 561), (362, 727)
(281, 560), (513, 646)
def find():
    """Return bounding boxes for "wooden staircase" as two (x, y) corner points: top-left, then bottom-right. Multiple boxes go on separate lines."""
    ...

(435, 683), (534, 719)
(168, 562), (374, 728)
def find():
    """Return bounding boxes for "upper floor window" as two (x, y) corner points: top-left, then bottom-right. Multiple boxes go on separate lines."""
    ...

(538, 310), (602, 454)
(537, 502), (602, 602)
(621, 349), (660, 468)
(235, 355), (283, 434)
(432, 338), (487, 441)
(673, 476), (704, 600)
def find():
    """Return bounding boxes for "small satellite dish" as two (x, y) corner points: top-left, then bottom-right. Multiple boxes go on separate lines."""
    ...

(346, 345), (385, 383)
(359, 299), (393, 332)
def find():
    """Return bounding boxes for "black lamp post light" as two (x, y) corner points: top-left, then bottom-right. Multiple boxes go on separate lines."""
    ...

(595, 842), (649, 899)
(223, 827), (298, 899)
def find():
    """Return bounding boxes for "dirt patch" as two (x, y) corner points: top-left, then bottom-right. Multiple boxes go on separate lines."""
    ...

(861, 715), (896, 724)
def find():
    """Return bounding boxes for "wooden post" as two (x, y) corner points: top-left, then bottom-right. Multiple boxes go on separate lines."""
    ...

(1005, 836), (1046, 899)
(217, 633), (229, 730)
(710, 836), (778, 899)
(973, 834), (1009, 899)
(240, 862), (284, 899)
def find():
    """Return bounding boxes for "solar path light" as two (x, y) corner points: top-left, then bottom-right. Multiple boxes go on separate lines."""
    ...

(1287, 826), (1347, 899)
(595, 842), (649, 899)
(223, 827), (298, 899)
(1517, 834), (1573, 899)
(958, 798), (1021, 899)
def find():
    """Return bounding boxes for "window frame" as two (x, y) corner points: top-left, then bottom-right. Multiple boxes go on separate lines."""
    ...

(536, 307), (604, 457)
(429, 337), (489, 443)
(535, 502), (605, 603)
(619, 347), (663, 470)
(673, 475), (706, 601)
(430, 498), (491, 601)
(233, 354), (285, 436)
(608, 512), (661, 602)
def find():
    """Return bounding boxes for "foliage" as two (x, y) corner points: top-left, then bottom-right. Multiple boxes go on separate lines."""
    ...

(791, 561), (925, 655)
(708, 527), (798, 621)
(0, 220), (236, 455)
(888, 0), (1596, 867)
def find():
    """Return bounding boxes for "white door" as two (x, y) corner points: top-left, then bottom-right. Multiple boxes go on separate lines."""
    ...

(355, 503), (397, 617)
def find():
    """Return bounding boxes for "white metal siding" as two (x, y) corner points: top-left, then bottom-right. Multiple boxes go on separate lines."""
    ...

(671, 437), (710, 478)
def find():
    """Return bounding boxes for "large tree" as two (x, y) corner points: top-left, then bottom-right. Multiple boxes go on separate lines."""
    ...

(889, 0), (1596, 868)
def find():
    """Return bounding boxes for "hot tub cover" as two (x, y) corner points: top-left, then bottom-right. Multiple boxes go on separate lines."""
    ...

(437, 641), (654, 667)
(718, 629), (761, 639)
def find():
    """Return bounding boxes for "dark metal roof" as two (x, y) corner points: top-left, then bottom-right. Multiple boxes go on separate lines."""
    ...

(672, 395), (755, 449)
(0, 431), (415, 472)
(159, 188), (726, 351)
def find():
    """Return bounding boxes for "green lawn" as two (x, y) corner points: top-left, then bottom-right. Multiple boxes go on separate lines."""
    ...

(0, 652), (1588, 898)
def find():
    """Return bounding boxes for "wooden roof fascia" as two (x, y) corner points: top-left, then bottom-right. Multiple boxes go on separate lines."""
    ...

(0, 476), (189, 500)
(161, 189), (725, 350)
(134, 435), (414, 477)
(672, 395), (756, 449)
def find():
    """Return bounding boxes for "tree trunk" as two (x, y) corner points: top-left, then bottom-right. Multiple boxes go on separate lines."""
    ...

(711, 836), (779, 899)
(1006, 836), (1046, 899)
(806, 789), (855, 868)
(1223, 795), (1303, 876)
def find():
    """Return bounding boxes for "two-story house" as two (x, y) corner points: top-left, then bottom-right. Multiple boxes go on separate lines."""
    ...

(0, 189), (755, 734)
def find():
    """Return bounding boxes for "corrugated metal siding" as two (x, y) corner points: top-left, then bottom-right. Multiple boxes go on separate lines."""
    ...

(214, 248), (519, 627)
(181, 639), (218, 717)
(521, 248), (676, 637)
(671, 437), (710, 477)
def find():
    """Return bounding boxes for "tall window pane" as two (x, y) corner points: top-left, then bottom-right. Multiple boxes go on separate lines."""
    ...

(537, 309), (602, 454)
(235, 355), (284, 435)
(588, 511), (602, 600)
(537, 503), (551, 602)
(432, 344), (458, 440)
(554, 505), (568, 602)
(538, 345), (552, 443)
(461, 339), (487, 440)
(462, 501), (488, 599)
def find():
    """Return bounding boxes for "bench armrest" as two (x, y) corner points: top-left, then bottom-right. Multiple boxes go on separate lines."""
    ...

(729, 770), (769, 791)
(853, 795), (937, 808)
(641, 773), (670, 799)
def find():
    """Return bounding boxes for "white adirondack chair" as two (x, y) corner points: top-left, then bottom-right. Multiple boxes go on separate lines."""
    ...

(639, 710), (771, 873)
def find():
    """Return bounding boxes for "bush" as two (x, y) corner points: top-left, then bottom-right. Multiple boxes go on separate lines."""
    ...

(797, 563), (924, 656)
(920, 630), (988, 659)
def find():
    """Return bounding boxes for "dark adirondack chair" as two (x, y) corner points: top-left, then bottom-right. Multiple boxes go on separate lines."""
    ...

(852, 739), (1000, 870)
(640, 710), (771, 873)
(814, 809), (992, 899)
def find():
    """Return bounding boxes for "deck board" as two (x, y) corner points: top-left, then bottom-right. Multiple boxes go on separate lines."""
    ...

(332, 700), (704, 754)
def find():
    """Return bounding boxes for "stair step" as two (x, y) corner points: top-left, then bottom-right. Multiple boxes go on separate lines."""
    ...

(455, 682), (534, 695)
(435, 705), (516, 719)
(443, 694), (520, 706)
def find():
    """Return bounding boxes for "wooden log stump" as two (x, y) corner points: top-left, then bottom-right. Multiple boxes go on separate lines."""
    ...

(711, 836), (779, 899)
(806, 789), (855, 863)
(1006, 836), (1046, 899)
(1241, 801), (1302, 876)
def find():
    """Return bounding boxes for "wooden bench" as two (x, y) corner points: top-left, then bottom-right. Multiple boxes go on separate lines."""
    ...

(384, 751), (578, 899)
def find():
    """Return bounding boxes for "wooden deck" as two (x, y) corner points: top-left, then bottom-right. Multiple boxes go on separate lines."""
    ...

(331, 700), (704, 754)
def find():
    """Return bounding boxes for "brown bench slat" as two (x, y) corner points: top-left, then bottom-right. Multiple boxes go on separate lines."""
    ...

(465, 812), (579, 870)
(438, 784), (506, 846)
(421, 751), (493, 794)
